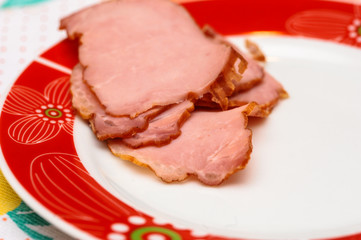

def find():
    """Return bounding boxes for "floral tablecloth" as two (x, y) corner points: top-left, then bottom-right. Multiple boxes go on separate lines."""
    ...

(0, 1), (96, 239)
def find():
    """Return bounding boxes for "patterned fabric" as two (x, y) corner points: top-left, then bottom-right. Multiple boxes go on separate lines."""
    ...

(0, 170), (74, 240)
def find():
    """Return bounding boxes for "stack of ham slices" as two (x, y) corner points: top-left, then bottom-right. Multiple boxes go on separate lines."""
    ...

(61, 0), (287, 185)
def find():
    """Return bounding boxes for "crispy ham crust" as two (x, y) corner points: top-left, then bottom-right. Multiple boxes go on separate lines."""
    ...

(207, 48), (248, 110)
(122, 100), (195, 148)
(229, 72), (289, 117)
(71, 64), (195, 143)
(198, 26), (264, 109)
(108, 103), (257, 185)
(90, 107), (166, 140)
(197, 27), (287, 117)
(70, 64), (168, 140)
(245, 39), (266, 62)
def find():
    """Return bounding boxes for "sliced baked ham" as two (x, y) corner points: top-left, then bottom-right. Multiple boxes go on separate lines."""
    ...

(245, 39), (266, 62)
(90, 107), (164, 140)
(203, 26), (265, 91)
(197, 27), (264, 109)
(229, 72), (288, 117)
(235, 54), (265, 92)
(71, 63), (195, 144)
(70, 64), (165, 140)
(123, 100), (194, 148)
(63, 0), (288, 186)
(108, 103), (257, 185)
(61, 0), (247, 118)
(196, 54), (264, 108)
(205, 47), (247, 110)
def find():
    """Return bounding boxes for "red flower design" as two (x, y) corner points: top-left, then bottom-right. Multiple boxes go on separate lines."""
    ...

(2, 77), (73, 144)
(286, 5), (361, 47)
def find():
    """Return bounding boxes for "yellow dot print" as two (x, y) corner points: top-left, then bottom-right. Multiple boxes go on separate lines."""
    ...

(0, 170), (21, 214)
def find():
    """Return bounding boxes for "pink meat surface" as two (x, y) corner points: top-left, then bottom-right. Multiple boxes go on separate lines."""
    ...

(123, 100), (194, 148)
(108, 104), (256, 185)
(229, 72), (288, 117)
(235, 54), (264, 92)
(71, 63), (195, 143)
(70, 64), (164, 140)
(61, 0), (232, 117)
(90, 107), (163, 140)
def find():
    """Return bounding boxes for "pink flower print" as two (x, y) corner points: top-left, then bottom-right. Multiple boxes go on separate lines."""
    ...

(2, 76), (73, 144)
(286, 5), (361, 47)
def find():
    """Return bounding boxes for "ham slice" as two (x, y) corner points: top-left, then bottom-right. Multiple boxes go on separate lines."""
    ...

(123, 100), (194, 148)
(235, 54), (264, 92)
(229, 73), (288, 117)
(197, 27), (264, 109)
(205, 48), (247, 110)
(196, 54), (264, 108)
(70, 64), (165, 140)
(203, 26), (264, 91)
(61, 0), (240, 118)
(71, 63), (195, 144)
(198, 27), (287, 115)
(63, 0), (288, 186)
(108, 103), (257, 185)
(245, 39), (266, 62)
(90, 107), (164, 140)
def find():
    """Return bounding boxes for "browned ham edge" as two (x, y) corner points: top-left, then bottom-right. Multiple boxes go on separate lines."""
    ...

(71, 63), (196, 145)
(207, 48), (247, 110)
(229, 73), (288, 117)
(108, 103), (257, 186)
(198, 26), (264, 109)
(90, 106), (166, 140)
(196, 53), (265, 110)
(122, 100), (194, 148)
(202, 26), (264, 93)
(70, 64), (167, 140)
(245, 39), (266, 62)
(198, 27), (288, 116)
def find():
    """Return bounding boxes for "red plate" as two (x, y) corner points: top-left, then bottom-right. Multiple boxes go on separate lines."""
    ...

(1, 0), (361, 239)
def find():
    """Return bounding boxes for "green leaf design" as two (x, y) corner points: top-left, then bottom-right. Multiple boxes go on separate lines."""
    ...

(8, 201), (52, 240)
(1, 0), (51, 8)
